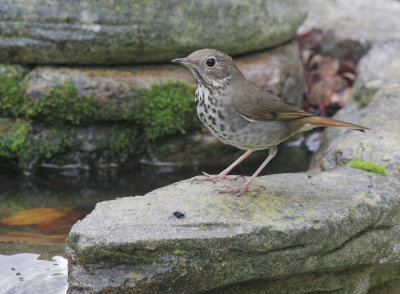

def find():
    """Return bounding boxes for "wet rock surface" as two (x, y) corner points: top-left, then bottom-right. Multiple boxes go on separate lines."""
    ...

(67, 167), (400, 293)
(0, 0), (306, 65)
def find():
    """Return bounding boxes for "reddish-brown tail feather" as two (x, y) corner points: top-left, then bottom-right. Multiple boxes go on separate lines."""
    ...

(305, 116), (370, 132)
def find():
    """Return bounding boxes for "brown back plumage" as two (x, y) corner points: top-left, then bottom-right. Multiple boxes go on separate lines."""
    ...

(230, 73), (369, 132)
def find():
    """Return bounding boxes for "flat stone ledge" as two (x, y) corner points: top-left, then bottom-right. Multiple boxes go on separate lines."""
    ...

(67, 167), (400, 293)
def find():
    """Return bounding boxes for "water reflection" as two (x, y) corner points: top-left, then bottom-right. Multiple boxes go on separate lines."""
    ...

(0, 253), (67, 294)
(0, 208), (84, 244)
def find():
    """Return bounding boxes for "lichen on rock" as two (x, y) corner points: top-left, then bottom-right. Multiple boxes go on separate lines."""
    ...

(0, 0), (306, 64)
(66, 167), (400, 293)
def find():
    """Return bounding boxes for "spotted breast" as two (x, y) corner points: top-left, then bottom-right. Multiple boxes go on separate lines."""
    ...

(194, 84), (294, 151)
(194, 85), (232, 144)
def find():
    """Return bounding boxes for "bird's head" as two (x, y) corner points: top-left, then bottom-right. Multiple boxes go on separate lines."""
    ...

(172, 49), (241, 88)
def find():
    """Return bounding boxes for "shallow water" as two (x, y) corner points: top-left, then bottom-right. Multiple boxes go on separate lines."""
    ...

(0, 142), (312, 293)
(0, 254), (67, 294)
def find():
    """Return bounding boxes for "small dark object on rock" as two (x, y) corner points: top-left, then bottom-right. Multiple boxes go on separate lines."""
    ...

(173, 211), (185, 219)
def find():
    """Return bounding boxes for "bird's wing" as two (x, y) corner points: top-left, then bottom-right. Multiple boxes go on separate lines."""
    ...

(232, 87), (313, 121)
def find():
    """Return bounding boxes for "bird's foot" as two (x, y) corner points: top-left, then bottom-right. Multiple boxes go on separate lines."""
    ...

(191, 172), (244, 184)
(217, 183), (265, 196)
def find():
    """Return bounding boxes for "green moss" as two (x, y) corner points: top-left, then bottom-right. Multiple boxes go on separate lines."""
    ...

(0, 78), (200, 171)
(0, 77), (98, 125)
(28, 81), (98, 125)
(348, 160), (387, 175)
(135, 82), (197, 140)
(96, 124), (139, 157)
(0, 66), (28, 117)
(36, 127), (76, 159)
(353, 87), (373, 107)
(0, 118), (32, 163)
(0, 77), (198, 138)
(0, 118), (78, 169)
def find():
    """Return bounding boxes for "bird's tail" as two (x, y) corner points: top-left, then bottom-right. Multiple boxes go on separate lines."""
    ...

(304, 116), (370, 132)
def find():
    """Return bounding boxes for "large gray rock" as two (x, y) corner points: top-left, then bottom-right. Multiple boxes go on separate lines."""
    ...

(312, 40), (400, 179)
(23, 41), (303, 123)
(0, 0), (306, 65)
(299, 0), (400, 62)
(67, 167), (400, 293)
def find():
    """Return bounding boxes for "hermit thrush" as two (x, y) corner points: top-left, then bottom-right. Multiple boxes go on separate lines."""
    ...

(172, 49), (368, 195)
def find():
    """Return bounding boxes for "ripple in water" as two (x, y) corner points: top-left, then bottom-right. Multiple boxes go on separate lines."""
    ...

(0, 253), (67, 294)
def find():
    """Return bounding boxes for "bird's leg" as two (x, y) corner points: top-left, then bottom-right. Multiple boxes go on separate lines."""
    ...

(218, 146), (278, 196)
(192, 150), (254, 184)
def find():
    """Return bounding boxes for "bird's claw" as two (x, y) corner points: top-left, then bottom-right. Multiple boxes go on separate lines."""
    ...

(191, 178), (201, 185)
(201, 171), (212, 177)
(191, 172), (244, 184)
(217, 184), (264, 196)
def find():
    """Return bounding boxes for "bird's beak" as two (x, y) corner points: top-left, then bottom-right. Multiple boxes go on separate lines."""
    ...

(171, 57), (193, 67)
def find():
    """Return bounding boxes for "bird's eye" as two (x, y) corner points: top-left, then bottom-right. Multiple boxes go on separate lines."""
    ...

(206, 58), (216, 67)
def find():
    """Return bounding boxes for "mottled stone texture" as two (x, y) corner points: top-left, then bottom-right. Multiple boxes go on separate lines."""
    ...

(312, 40), (400, 179)
(300, 0), (400, 63)
(302, 0), (400, 43)
(0, 0), (306, 65)
(67, 168), (400, 293)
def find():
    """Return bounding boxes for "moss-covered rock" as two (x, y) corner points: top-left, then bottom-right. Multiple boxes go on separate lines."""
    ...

(0, 41), (306, 171)
(20, 41), (303, 124)
(23, 65), (196, 123)
(1, 76), (199, 136)
(0, 118), (33, 167)
(0, 117), (139, 170)
(26, 81), (99, 125)
(66, 167), (400, 293)
(0, 0), (306, 64)
(136, 82), (196, 140)
(23, 71), (197, 130)
(0, 65), (29, 117)
(0, 118), (77, 170)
